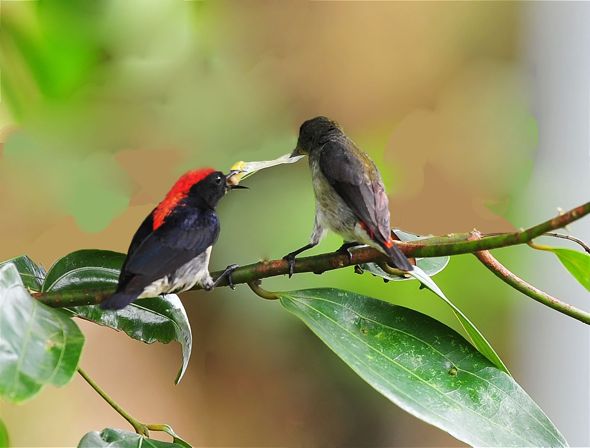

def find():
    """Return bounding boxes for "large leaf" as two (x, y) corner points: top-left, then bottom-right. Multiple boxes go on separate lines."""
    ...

(43, 250), (192, 383)
(69, 295), (192, 383)
(42, 249), (124, 293)
(360, 230), (449, 280)
(280, 288), (567, 447)
(78, 428), (189, 448)
(0, 419), (8, 448)
(409, 267), (509, 374)
(0, 263), (84, 403)
(0, 255), (46, 291)
(362, 249), (508, 375)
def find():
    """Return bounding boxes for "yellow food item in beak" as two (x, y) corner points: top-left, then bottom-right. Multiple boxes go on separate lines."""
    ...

(227, 154), (304, 186)
(226, 161), (247, 186)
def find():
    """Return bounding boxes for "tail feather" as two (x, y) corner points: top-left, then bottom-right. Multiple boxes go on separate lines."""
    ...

(384, 242), (413, 271)
(100, 291), (139, 310)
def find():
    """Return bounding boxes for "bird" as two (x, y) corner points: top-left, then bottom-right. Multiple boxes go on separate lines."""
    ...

(284, 116), (412, 276)
(100, 168), (245, 310)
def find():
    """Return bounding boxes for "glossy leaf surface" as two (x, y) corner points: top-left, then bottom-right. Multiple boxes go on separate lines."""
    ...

(43, 250), (192, 383)
(42, 249), (124, 293)
(0, 263), (84, 403)
(0, 255), (46, 291)
(78, 428), (188, 448)
(548, 247), (590, 292)
(280, 288), (566, 447)
(408, 266), (509, 374)
(70, 295), (192, 383)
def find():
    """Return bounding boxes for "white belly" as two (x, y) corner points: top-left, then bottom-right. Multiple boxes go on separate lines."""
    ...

(138, 246), (213, 298)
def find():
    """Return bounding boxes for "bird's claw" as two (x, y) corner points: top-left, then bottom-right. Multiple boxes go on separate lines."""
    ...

(225, 264), (239, 290)
(346, 250), (354, 263)
(210, 264), (240, 290)
(220, 264), (239, 290)
(337, 242), (358, 264)
(283, 254), (296, 278)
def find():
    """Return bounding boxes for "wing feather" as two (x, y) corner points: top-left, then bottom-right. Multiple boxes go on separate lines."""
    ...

(118, 209), (219, 293)
(319, 141), (392, 246)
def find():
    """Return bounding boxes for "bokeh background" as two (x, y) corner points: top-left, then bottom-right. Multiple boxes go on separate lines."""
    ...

(1, 1), (589, 446)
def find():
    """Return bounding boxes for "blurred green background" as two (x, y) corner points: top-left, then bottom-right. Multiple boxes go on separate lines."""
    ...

(0, 1), (588, 446)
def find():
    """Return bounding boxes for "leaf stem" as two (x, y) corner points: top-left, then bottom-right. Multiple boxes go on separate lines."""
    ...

(542, 232), (590, 254)
(77, 367), (149, 437)
(247, 280), (280, 300)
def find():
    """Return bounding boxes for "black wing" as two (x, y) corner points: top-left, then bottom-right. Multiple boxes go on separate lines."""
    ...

(118, 210), (155, 277)
(118, 209), (220, 294)
(319, 140), (392, 246)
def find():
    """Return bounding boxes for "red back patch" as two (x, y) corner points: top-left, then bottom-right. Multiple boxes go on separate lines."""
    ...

(152, 168), (215, 230)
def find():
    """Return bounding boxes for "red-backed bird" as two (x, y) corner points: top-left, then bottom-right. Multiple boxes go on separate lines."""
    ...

(285, 116), (412, 275)
(100, 168), (244, 310)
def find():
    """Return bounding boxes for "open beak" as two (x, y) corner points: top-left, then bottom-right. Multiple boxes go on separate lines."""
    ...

(225, 170), (248, 190)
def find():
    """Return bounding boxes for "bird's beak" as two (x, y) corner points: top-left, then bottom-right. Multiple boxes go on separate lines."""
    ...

(291, 146), (303, 157)
(225, 170), (248, 190)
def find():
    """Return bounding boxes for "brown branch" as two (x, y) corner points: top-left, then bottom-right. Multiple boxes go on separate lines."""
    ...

(473, 248), (590, 325)
(33, 201), (590, 322)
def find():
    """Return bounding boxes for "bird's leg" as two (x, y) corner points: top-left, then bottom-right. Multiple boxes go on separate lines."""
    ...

(283, 211), (326, 278)
(283, 243), (317, 278)
(211, 264), (240, 290)
(337, 241), (361, 263)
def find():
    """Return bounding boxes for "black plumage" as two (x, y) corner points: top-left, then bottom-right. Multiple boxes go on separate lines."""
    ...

(101, 170), (233, 310)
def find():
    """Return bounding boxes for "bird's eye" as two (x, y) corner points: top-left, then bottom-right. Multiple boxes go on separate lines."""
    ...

(215, 175), (222, 184)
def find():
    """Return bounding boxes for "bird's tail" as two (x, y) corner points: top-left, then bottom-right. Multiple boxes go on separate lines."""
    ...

(383, 240), (413, 271)
(100, 291), (138, 310)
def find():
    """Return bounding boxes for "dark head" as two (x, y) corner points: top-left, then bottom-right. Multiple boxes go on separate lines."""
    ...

(188, 170), (229, 209)
(188, 169), (247, 208)
(153, 168), (246, 229)
(292, 116), (342, 156)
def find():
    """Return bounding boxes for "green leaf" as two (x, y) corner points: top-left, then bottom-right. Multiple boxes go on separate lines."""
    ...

(0, 263), (84, 403)
(408, 266), (509, 375)
(279, 288), (567, 447)
(360, 230), (449, 280)
(68, 295), (192, 384)
(42, 250), (192, 383)
(78, 428), (189, 448)
(0, 419), (9, 448)
(0, 255), (46, 291)
(544, 247), (590, 292)
(42, 249), (124, 293)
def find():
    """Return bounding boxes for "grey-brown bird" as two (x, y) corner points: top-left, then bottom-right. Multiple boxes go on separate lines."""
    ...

(284, 116), (412, 276)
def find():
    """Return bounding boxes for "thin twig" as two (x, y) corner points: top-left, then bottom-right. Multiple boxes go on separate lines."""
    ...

(473, 250), (590, 325)
(543, 232), (590, 254)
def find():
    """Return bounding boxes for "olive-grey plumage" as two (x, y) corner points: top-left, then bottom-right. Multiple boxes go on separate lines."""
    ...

(285, 116), (412, 275)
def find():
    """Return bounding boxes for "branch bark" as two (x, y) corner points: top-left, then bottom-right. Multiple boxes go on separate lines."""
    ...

(33, 201), (590, 314)
(473, 249), (590, 325)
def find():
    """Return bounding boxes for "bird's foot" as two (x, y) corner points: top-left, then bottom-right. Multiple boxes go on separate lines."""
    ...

(337, 241), (360, 263)
(212, 264), (240, 290)
(282, 253), (297, 278)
